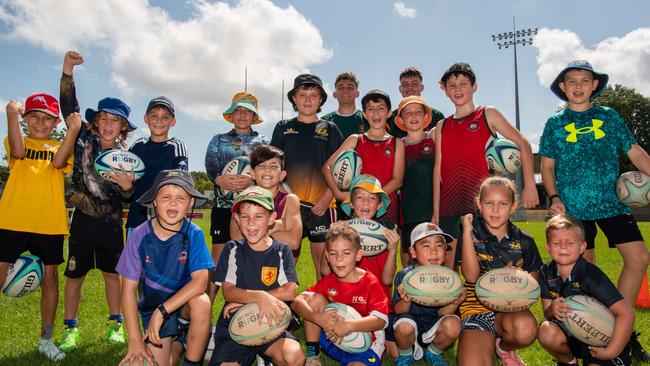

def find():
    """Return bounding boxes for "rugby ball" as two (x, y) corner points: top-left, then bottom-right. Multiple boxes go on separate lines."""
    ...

(332, 150), (362, 190)
(348, 218), (388, 257)
(401, 265), (463, 307)
(2, 255), (44, 297)
(616, 171), (650, 207)
(323, 302), (372, 354)
(94, 149), (145, 181)
(485, 138), (521, 175)
(562, 295), (614, 347)
(228, 301), (291, 346)
(219, 156), (252, 200)
(475, 267), (540, 312)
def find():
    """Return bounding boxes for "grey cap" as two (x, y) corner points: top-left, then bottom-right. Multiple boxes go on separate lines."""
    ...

(137, 169), (207, 208)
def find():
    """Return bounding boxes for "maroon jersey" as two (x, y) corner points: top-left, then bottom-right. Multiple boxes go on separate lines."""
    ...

(273, 190), (288, 217)
(439, 106), (494, 217)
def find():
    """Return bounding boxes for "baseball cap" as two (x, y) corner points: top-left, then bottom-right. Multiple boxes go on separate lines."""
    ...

(85, 97), (136, 130)
(137, 169), (207, 208)
(223, 92), (263, 124)
(231, 186), (275, 213)
(394, 95), (433, 131)
(146, 96), (175, 116)
(410, 222), (454, 248)
(440, 62), (476, 84)
(341, 174), (391, 218)
(550, 60), (609, 102)
(361, 89), (392, 110)
(287, 73), (327, 106)
(23, 93), (60, 123)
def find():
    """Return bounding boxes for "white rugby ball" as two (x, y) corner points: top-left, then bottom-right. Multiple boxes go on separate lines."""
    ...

(220, 156), (252, 199)
(348, 218), (388, 256)
(332, 150), (362, 190)
(228, 301), (291, 346)
(401, 265), (463, 307)
(475, 267), (540, 312)
(616, 171), (650, 207)
(2, 255), (44, 297)
(323, 302), (372, 354)
(485, 138), (521, 175)
(94, 149), (145, 180)
(562, 295), (614, 347)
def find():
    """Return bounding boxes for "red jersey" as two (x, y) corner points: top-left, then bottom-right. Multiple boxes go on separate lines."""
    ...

(439, 106), (494, 217)
(355, 134), (399, 224)
(358, 251), (391, 307)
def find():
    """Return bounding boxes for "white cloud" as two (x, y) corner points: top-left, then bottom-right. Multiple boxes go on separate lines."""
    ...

(393, 2), (416, 18)
(533, 27), (650, 96)
(0, 0), (332, 121)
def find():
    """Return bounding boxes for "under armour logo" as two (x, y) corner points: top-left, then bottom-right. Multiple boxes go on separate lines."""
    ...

(32, 95), (48, 106)
(564, 119), (605, 143)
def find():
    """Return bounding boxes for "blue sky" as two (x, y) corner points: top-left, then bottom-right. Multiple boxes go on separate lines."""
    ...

(1, 0), (649, 171)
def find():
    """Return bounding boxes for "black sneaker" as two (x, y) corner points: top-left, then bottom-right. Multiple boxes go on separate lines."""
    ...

(631, 331), (650, 361)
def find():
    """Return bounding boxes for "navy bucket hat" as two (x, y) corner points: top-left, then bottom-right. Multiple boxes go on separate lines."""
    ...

(550, 60), (609, 102)
(85, 97), (137, 130)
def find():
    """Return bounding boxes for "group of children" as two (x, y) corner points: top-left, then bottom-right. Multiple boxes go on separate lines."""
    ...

(0, 48), (649, 366)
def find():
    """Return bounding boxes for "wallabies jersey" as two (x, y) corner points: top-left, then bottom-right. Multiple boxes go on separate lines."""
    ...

(322, 110), (368, 139)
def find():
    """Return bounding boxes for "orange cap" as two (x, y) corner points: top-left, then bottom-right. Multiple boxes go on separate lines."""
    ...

(394, 96), (432, 131)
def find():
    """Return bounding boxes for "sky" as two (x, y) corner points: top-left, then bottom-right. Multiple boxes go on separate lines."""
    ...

(1, 0), (649, 171)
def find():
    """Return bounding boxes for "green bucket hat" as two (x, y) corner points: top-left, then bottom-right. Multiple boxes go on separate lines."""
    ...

(341, 174), (391, 218)
(223, 92), (263, 124)
(231, 186), (274, 213)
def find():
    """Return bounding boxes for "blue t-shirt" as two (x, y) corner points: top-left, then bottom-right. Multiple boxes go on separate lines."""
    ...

(204, 129), (269, 208)
(392, 265), (440, 319)
(539, 105), (636, 220)
(116, 219), (214, 313)
(126, 137), (189, 228)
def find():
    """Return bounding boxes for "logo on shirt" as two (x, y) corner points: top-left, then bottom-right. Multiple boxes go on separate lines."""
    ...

(572, 282), (581, 289)
(67, 256), (76, 272)
(467, 120), (480, 132)
(283, 128), (298, 135)
(422, 145), (432, 154)
(315, 126), (329, 139)
(564, 119), (605, 143)
(327, 288), (338, 301)
(477, 253), (493, 262)
(261, 266), (277, 286)
(549, 291), (559, 299)
(509, 241), (522, 252)
(144, 256), (153, 263)
(384, 148), (392, 157)
(352, 296), (367, 304)
(178, 251), (188, 264)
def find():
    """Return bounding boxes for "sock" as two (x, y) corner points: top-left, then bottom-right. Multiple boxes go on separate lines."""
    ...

(566, 358), (578, 365)
(63, 318), (78, 329)
(41, 324), (54, 340)
(306, 342), (320, 357)
(427, 344), (443, 355)
(398, 347), (413, 356)
(108, 314), (123, 323)
(182, 357), (202, 366)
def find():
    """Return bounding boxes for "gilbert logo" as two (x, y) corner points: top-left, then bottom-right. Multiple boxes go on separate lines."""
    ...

(564, 119), (605, 143)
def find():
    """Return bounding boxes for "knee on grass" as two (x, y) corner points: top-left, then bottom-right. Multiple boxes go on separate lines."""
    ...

(437, 316), (461, 341)
(538, 321), (567, 349)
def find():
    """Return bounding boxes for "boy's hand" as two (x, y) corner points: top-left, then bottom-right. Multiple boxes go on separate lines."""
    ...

(550, 297), (571, 321)
(119, 340), (155, 366)
(65, 112), (82, 132)
(108, 164), (136, 191)
(311, 195), (330, 216)
(6, 100), (24, 117)
(223, 302), (244, 319)
(450, 288), (467, 306)
(589, 345), (618, 361)
(461, 213), (473, 231)
(397, 284), (411, 303)
(521, 184), (540, 209)
(215, 175), (252, 193)
(326, 315), (352, 343)
(63, 51), (84, 75)
(548, 198), (566, 216)
(384, 228), (400, 253)
(144, 308), (165, 347)
(257, 293), (289, 327)
(314, 308), (339, 330)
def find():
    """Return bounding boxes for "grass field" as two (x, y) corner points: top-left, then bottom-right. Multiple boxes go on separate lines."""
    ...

(1, 213), (649, 365)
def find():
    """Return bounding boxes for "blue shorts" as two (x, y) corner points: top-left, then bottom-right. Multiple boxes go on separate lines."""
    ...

(320, 332), (381, 366)
(140, 306), (181, 339)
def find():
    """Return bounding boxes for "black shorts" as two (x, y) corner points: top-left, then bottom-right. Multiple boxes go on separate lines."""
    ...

(549, 319), (632, 365)
(581, 214), (644, 249)
(210, 206), (232, 244)
(141, 305), (183, 339)
(385, 312), (396, 342)
(0, 229), (64, 265)
(401, 222), (419, 252)
(64, 209), (124, 278)
(300, 203), (337, 243)
(439, 215), (461, 241)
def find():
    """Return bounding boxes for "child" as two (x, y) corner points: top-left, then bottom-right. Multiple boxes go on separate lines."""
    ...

(323, 89), (404, 226)
(271, 73), (343, 277)
(209, 186), (304, 366)
(322, 72), (369, 138)
(126, 95), (188, 233)
(540, 60), (650, 361)
(393, 222), (463, 366)
(58, 50), (137, 351)
(117, 169), (214, 366)
(395, 95), (435, 267)
(229, 145), (302, 259)
(386, 67), (445, 139)
(292, 225), (390, 366)
(538, 214), (635, 366)
(457, 176), (542, 366)
(205, 91), (269, 298)
(434, 62), (539, 262)
(0, 94), (80, 361)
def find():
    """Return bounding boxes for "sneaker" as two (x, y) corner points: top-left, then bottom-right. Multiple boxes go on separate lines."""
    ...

(423, 351), (448, 366)
(305, 356), (321, 366)
(38, 338), (65, 361)
(631, 331), (650, 361)
(495, 338), (526, 366)
(395, 354), (415, 366)
(106, 321), (126, 344)
(58, 327), (79, 352)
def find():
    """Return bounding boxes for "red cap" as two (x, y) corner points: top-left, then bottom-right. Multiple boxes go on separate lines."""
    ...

(24, 93), (60, 121)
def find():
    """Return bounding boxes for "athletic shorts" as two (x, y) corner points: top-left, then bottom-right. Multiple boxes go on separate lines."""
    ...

(461, 311), (497, 336)
(401, 222), (423, 252)
(548, 319), (632, 365)
(319, 332), (381, 366)
(0, 229), (64, 265)
(141, 305), (183, 339)
(300, 202), (337, 243)
(581, 214), (644, 249)
(209, 321), (295, 366)
(394, 313), (460, 360)
(385, 312), (396, 342)
(439, 216), (461, 241)
(64, 209), (124, 278)
(210, 206), (233, 244)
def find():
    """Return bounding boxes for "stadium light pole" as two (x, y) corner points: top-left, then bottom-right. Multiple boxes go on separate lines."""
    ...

(491, 17), (538, 219)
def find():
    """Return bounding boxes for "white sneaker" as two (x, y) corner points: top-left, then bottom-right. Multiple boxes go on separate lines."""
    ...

(38, 338), (65, 361)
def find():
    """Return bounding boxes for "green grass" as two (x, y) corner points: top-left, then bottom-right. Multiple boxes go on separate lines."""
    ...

(1, 214), (649, 365)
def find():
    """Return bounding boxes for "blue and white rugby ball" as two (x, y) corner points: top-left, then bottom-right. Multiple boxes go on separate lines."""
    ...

(348, 218), (388, 257)
(94, 149), (145, 181)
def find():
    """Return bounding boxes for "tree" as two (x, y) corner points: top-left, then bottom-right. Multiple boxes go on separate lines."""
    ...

(190, 171), (214, 194)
